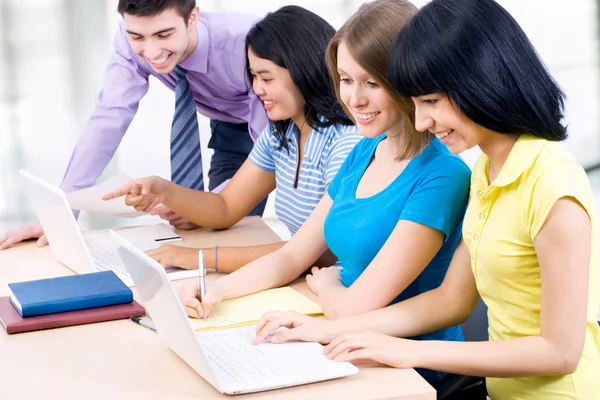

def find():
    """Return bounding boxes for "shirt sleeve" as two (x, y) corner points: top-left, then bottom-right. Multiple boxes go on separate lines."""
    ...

(400, 156), (471, 239)
(528, 160), (594, 239)
(323, 125), (362, 186)
(248, 125), (276, 173)
(60, 23), (149, 193)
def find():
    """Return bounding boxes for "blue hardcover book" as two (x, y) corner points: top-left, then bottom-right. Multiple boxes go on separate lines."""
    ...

(8, 271), (133, 318)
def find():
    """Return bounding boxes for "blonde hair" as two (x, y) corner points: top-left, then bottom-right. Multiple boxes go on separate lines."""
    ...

(326, 0), (432, 160)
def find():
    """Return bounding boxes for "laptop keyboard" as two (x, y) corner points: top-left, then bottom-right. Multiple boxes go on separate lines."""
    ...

(198, 328), (289, 384)
(89, 247), (129, 276)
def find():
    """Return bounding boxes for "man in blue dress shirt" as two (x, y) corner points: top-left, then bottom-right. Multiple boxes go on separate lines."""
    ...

(0, 0), (269, 249)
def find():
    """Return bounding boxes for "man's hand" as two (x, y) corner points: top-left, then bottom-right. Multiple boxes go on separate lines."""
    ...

(149, 205), (198, 230)
(0, 223), (48, 250)
(146, 244), (199, 270)
(102, 175), (170, 212)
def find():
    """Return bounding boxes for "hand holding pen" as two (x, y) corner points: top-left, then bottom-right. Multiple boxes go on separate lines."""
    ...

(177, 250), (223, 319)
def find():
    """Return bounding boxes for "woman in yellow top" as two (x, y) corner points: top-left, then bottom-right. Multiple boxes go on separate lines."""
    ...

(251, 0), (600, 399)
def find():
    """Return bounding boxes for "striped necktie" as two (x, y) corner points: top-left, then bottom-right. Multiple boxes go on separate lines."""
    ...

(170, 65), (204, 190)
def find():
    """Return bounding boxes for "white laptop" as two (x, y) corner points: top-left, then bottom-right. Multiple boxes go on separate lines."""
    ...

(110, 230), (359, 395)
(19, 169), (197, 287)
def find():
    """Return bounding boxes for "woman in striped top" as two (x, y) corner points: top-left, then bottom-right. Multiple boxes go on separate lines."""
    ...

(104, 6), (361, 273)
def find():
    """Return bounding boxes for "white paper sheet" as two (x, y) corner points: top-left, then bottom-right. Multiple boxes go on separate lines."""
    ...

(66, 173), (145, 218)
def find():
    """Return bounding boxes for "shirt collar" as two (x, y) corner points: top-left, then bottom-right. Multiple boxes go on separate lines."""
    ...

(178, 20), (209, 73)
(283, 115), (332, 138)
(475, 134), (542, 188)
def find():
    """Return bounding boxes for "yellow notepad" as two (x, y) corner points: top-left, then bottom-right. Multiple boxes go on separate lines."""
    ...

(189, 287), (323, 332)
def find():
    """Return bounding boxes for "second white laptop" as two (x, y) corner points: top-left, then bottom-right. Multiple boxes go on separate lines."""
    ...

(19, 169), (197, 286)
(110, 230), (359, 395)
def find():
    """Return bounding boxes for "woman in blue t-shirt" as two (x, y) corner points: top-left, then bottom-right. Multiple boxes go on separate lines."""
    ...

(177, 0), (471, 385)
(103, 6), (361, 273)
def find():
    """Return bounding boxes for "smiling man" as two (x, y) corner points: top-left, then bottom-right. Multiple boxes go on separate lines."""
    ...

(0, 0), (269, 250)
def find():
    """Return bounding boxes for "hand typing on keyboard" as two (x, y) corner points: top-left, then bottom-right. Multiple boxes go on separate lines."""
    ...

(178, 279), (223, 319)
(253, 310), (335, 345)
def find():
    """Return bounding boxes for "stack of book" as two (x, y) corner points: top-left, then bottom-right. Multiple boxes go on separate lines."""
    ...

(0, 271), (144, 334)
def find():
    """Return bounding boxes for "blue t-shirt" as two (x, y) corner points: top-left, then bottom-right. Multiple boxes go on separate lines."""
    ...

(249, 120), (361, 236)
(325, 135), (471, 383)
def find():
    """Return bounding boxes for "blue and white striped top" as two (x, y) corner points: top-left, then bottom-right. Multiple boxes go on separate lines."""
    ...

(249, 121), (362, 236)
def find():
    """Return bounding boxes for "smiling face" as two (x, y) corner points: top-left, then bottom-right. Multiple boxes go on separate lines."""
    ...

(124, 7), (198, 74)
(247, 49), (305, 123)
(412, 93), (486, 154)
(336, 42), (403, 139)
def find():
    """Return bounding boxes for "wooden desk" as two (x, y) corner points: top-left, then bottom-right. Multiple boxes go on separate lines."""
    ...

(0, 217), (435, 400)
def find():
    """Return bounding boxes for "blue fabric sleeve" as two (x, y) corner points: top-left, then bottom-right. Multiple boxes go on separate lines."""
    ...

(324, 125), (362, 185)
(399, 156), (471, 239)
(248, 125), (276, 173)
(327, 137), (366, 200)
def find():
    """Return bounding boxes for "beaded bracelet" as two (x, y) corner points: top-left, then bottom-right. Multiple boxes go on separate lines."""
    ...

(214, 245), (219, 273)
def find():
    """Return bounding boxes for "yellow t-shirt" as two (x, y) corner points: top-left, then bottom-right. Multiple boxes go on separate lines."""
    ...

(464, 135), (600, 400)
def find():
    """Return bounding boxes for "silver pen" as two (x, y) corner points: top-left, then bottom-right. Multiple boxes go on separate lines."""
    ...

(131, 316), (157, 333)
(198, 249), (207, 302)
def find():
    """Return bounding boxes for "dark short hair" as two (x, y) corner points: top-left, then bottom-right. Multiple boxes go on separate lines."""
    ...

(117, 0), (196, 23)
(389, 0), (567, 141)
(246, 5), (352, 150)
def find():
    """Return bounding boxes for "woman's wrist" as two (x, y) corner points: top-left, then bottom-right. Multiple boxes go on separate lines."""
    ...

(410, 339), (428, 369)
(202, 247), (219, 272)
(323, 318), (349, 343)
(213, 278), (228, 301)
